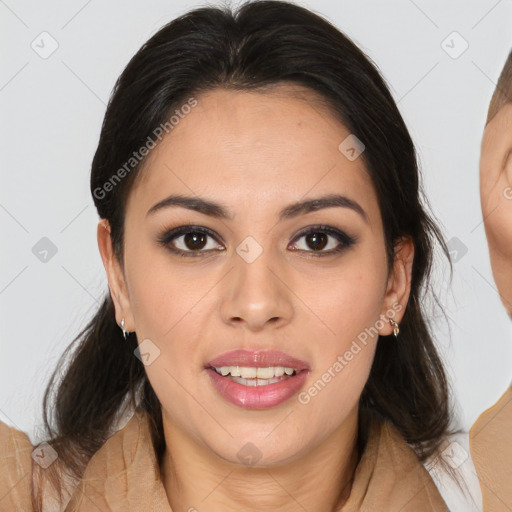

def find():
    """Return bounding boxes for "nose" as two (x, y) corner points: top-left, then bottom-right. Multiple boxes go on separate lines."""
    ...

(219, 247), (294, 331)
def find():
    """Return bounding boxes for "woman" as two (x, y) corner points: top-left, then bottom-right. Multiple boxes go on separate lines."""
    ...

(0, 1), (458, 510)
(471, 49), (512, 511)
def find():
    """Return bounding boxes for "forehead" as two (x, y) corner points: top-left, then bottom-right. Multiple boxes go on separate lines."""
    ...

(127, 85), (379, 224)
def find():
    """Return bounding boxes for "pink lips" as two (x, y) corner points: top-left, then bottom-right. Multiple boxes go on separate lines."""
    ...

(205, 349), (310, 409)
(206, 349), (310, 370)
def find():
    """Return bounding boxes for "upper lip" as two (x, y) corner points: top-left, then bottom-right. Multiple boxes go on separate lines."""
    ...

(206, 350), (310, 371)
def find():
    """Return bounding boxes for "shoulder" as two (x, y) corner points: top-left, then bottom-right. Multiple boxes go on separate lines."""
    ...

(0, 420), (79, 511)
(470, 384), (512, 461)
(470, 383), (512, 442)
(64, 408), (171, 511)
(343, 420), (450, 511)
(0, 420), (34, 510)
(375, 421), (451, 509)
(470, 384), (512, 510)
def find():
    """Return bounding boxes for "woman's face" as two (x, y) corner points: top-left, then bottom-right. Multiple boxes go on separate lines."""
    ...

(102, 85), (411, 467)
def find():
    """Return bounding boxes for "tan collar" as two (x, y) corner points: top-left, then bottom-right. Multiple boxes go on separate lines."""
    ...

(342, 420), (449, 511)
(64, 409), (448, 511)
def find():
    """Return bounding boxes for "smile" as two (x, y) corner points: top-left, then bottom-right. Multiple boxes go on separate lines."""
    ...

(205, 349), (310, 409)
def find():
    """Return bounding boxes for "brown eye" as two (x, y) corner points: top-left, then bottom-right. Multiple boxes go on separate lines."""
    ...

(157, 226), (225, 256)
(183, 232), (208, 250)
(288, 225), (356, 256)
(305, 232), (328, 251)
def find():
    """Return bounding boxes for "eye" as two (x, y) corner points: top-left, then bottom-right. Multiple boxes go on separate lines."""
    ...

(157, 224), (356, 258)
(157, 226), (224, 257)
(288, 225), (356, 256)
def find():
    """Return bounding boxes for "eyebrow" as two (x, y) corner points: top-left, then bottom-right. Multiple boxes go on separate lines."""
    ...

(146, 193), (368, 223)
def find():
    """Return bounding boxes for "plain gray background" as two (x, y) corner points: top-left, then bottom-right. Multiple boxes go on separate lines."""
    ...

(1, 1), (511, 507)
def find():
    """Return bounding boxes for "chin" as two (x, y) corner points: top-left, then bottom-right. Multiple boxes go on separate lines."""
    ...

(204, 430), (313, 469)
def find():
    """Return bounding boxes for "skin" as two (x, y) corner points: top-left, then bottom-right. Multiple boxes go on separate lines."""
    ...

(480, 102), (512, 316)
(471, 81), (512, 509)
(97, 84), (414, 512)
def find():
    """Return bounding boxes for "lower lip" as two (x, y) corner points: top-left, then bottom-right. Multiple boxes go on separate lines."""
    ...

(206, 368), (309, 409)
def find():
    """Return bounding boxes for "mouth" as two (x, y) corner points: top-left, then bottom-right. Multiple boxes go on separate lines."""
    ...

(204, 350), (310, 409)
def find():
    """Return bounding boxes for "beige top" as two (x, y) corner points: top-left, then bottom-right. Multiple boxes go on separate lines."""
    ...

(0, 408), (449, 511)
(470, 384), (512, 512)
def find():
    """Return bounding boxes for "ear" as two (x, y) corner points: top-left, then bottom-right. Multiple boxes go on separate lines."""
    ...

(97, 219), (136, 331)
(377, 237), (414, 336)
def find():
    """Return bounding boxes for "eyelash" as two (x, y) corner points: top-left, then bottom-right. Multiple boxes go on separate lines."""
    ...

(156, 224), (357, 258)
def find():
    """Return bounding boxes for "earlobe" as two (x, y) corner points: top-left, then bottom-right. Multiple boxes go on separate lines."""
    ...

(378, 237), (414, 336)
(96, 220), (135, 331)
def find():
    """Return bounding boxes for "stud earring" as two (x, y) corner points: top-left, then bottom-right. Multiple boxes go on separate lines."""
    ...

(389, 319), (400, 338)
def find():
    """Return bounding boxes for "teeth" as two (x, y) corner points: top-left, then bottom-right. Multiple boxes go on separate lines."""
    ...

(241, 367), (257, 378)
(256, 367), (274, 379)
(214, 366), (297, 379)
(229, 376), (289, 386)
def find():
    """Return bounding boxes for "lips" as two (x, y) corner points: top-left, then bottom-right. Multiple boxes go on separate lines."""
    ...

(205, 349), (310, 409)
(206, 349), (310, 371)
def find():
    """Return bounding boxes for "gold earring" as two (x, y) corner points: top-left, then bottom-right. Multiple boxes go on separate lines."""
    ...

(389, 319), (399, 338)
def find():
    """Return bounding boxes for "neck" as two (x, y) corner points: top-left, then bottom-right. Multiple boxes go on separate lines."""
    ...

(160, 409), (360, 512)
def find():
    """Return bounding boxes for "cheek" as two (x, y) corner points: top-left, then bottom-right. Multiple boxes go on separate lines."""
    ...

(296, 287), (383, 439)
(308, 249), (389, 346)
(295, 248), (388, 416)
(123, 242), (211, 424)
(125, 239), (205, 340)
(123, 238), (220, 400)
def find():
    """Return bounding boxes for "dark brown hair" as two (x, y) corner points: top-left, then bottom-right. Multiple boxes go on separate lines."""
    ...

(33, 1), (457, 508)
(487, 50), (512, 123)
